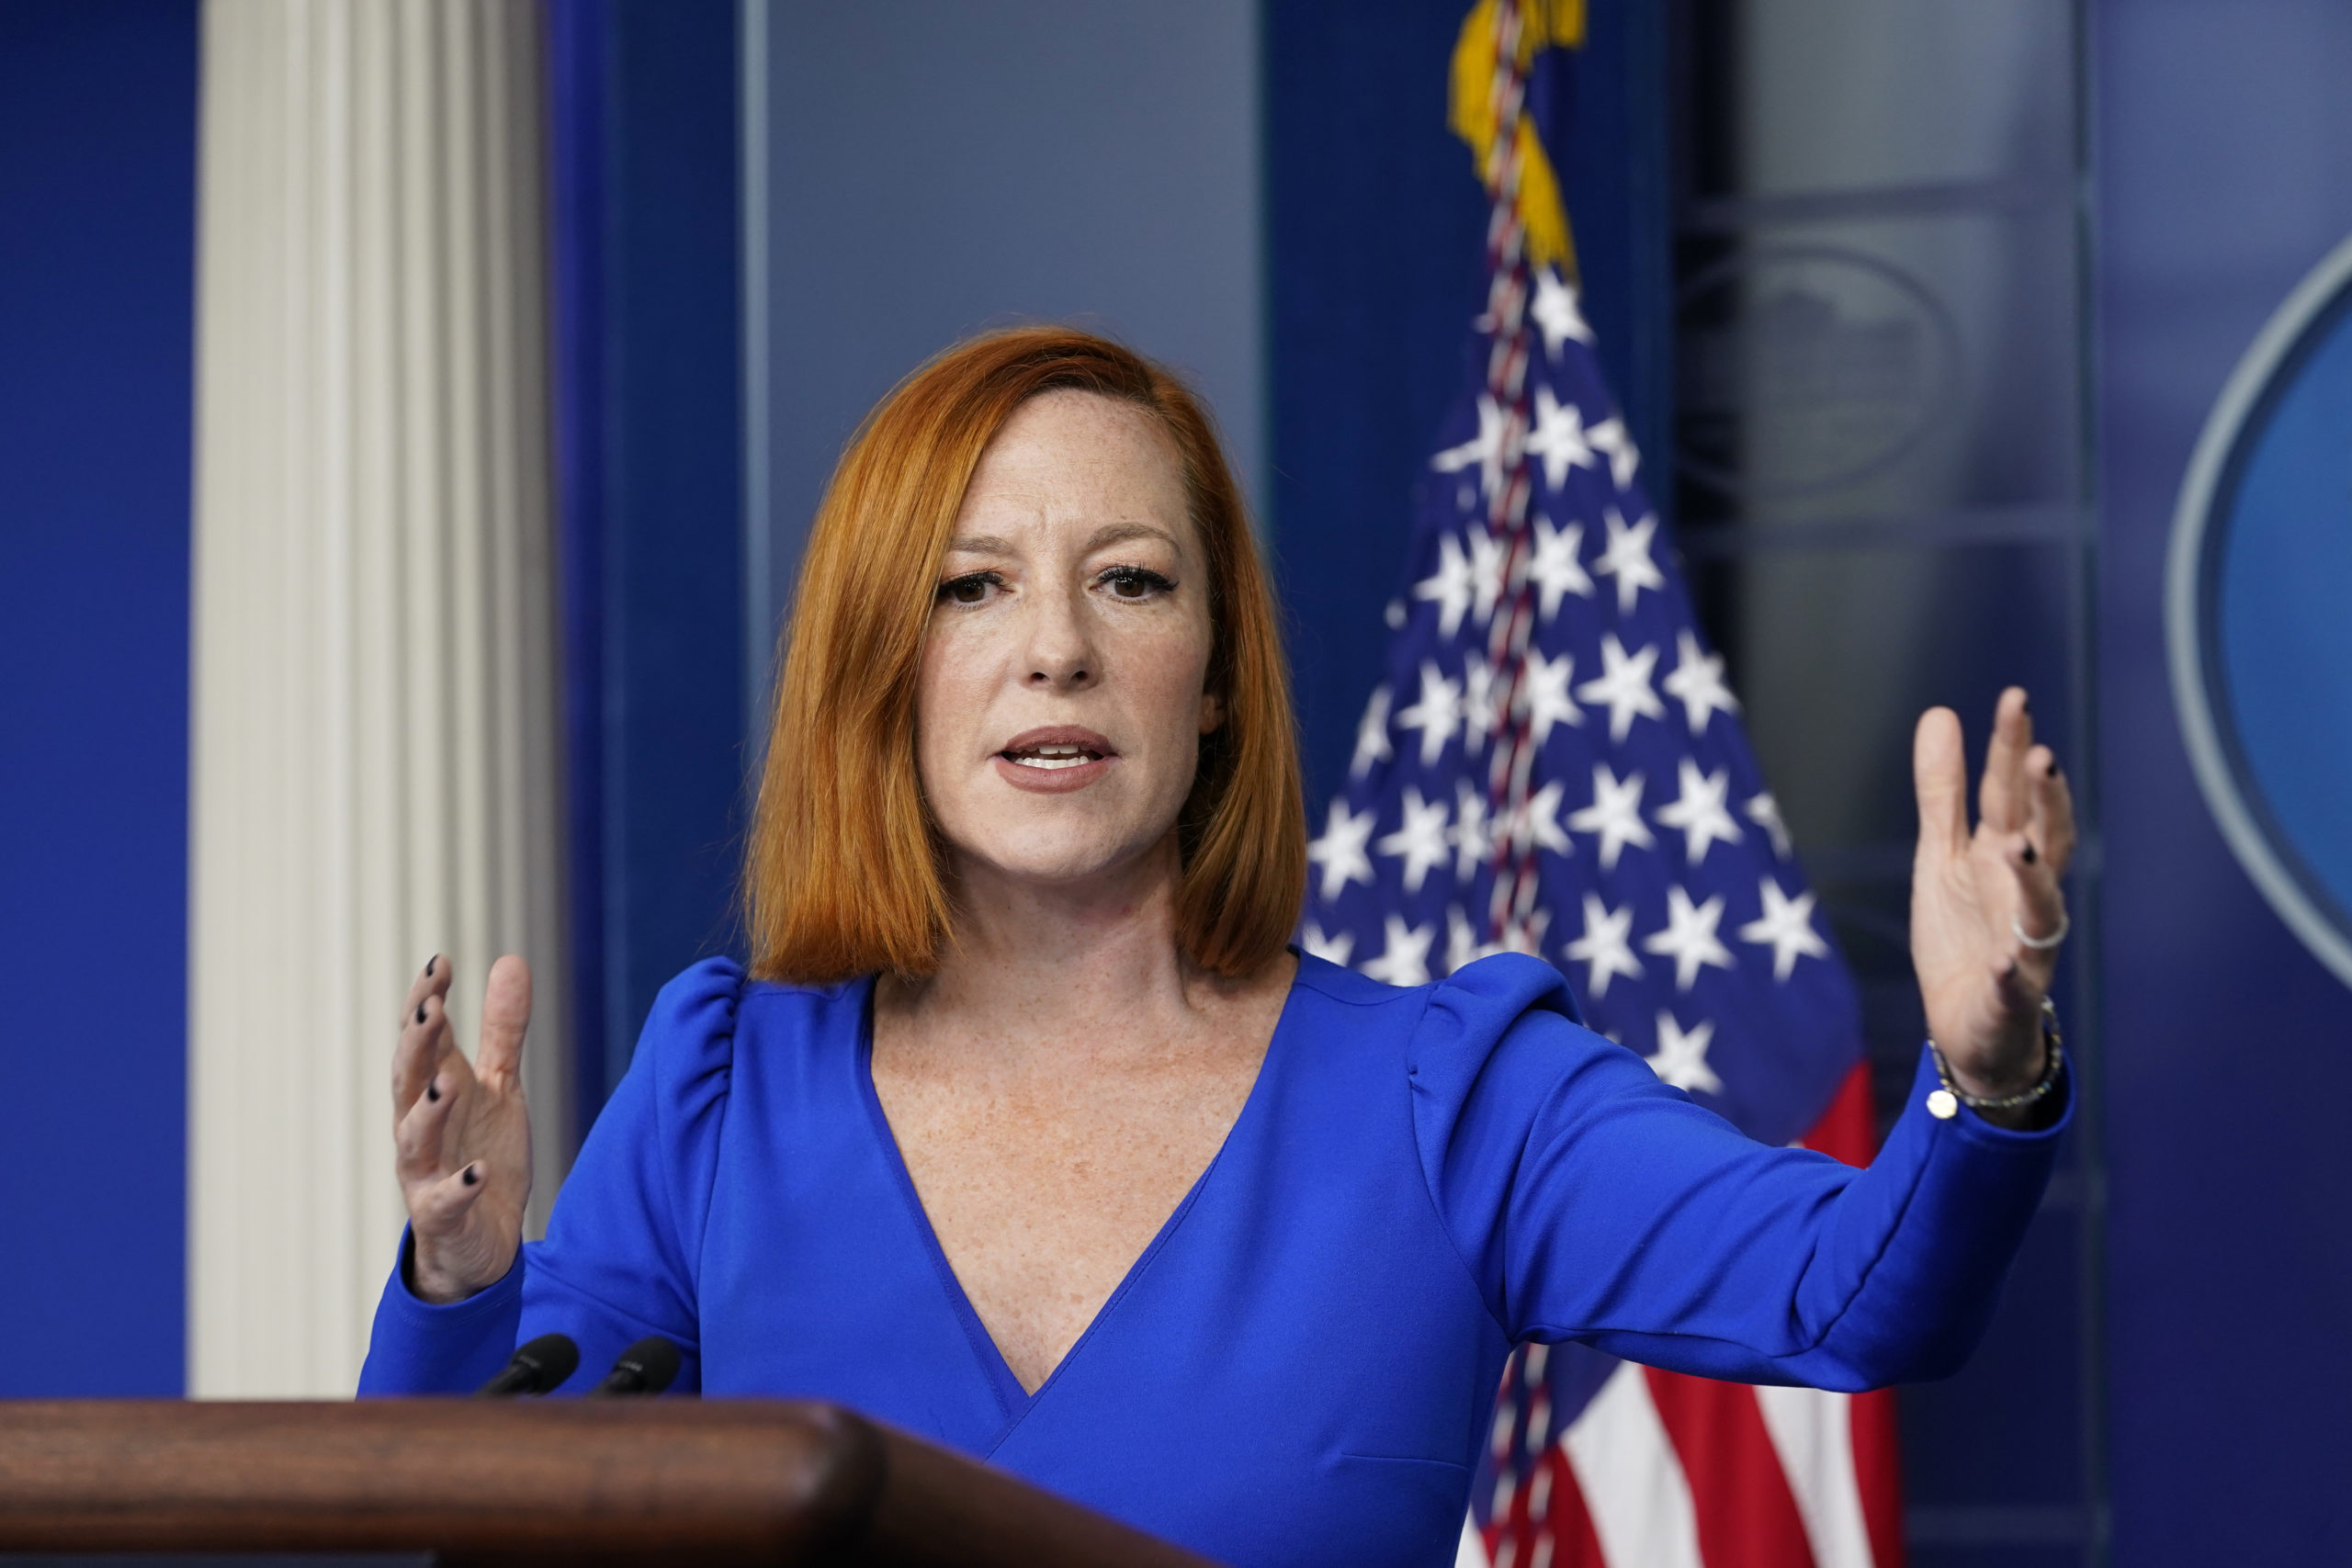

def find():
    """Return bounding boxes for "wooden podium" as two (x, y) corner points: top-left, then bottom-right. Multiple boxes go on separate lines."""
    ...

(0, 1401), (1216, 1565)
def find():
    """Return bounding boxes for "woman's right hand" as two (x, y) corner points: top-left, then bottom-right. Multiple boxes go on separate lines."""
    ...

(391, 953), (535, 1303)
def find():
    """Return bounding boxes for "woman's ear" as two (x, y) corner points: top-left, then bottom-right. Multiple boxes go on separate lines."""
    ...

(1199, 692), (1226, 734)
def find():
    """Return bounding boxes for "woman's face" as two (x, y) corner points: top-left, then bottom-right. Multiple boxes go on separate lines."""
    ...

(916, 389), (1221, 894)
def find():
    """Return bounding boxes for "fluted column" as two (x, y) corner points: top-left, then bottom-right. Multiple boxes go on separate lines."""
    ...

(190, 0), (570, 1396)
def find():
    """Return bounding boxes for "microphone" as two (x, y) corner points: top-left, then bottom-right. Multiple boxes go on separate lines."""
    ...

(589, 1336), (682, 1396)
(475, 1333), (580, 1397)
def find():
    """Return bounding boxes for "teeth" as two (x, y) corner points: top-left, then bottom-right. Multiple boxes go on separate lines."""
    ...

(1004, 742), (1101, 771)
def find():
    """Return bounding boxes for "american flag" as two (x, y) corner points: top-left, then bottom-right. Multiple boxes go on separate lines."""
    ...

(1300, 5), (1903, 1564)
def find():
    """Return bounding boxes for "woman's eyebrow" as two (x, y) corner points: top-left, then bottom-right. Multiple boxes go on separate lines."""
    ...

(944, 534), (1017, 557)
(1085, 522), (1181, 554)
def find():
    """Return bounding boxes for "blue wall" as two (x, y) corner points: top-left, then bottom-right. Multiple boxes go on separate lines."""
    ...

(0, 0), (196, 1393)
(551, 0), (746, 1109)
(2095, 1), (2352, 1557)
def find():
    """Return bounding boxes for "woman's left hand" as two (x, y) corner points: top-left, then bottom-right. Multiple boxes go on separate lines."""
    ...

(1908, 687), (2075, 1114)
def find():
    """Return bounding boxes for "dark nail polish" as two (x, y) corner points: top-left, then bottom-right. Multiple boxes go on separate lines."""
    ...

(426, 1081), (440, 1103)
(415, 1001), (426, 1025)
(2049, 761), (2062, 779)
(425, 956), (435, 977)
(461, 1166), (479, 1187)
(2023, 842), (2039, 864)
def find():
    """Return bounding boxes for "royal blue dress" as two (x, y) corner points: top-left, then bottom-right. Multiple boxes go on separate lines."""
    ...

(360, 951), (2066, 1567)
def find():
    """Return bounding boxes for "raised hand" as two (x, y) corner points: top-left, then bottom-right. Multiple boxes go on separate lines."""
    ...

(1909, 688), (2075, 1116)
(390, 953), (535, 1303)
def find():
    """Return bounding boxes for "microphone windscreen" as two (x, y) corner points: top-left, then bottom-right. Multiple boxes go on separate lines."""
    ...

(607, 1336), (683, 1395)
(477, 1332), (581, 1396)
(518, 1332), (582, 1390)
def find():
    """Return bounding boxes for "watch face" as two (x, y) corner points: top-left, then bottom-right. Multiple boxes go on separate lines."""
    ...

(2170, 231), (2352, 993)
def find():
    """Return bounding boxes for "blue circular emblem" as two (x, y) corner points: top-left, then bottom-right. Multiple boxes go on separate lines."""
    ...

(2170, 231), (2352, 990)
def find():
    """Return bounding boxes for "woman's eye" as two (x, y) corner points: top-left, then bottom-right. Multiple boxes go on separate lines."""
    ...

(939, 572), (999, 605)
(1101, 566), (1176, 600)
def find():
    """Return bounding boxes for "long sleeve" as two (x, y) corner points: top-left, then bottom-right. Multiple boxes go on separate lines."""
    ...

(1412, 953), (2068, 1391)
(356, 957), (743, 1396)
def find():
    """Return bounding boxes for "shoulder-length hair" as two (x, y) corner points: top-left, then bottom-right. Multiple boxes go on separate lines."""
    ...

(744, 326), (1306, 984)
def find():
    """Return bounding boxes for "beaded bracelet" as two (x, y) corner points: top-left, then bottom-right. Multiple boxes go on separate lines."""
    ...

(1927, 997), (2066, 1115)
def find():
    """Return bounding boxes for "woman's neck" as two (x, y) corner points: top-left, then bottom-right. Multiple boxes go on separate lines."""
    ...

(879, 837), (1255, 1067)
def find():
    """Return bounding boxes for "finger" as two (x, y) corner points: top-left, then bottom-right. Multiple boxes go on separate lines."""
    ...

(390, 957), (454, 1122)
(1978, 687), (2033, 835)
(1912, 706), (1970, 861)
(2003, 829), (2066, 990)
(2028, 746), (2078, 879)
(395, 1060), (460, 1186)
(409, 1161), (492, 1234)
(477, 954), (533, 1086)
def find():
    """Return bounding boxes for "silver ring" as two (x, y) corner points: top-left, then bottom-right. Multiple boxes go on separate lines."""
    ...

(2013, 908), (2070, 951)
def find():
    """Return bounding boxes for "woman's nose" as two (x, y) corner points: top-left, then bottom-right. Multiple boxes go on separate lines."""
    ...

(1022, 590), (1097, 690)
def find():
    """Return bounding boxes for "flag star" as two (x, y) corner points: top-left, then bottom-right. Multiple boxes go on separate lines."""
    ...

(1376, 787), (1453, 895)
(1647, 1010), (1724, 1095)
(1467, 526), (1510, 626)
(1395, 661), (1464, 767)
(1360, 915), (1436, 988)
(1300, 921), (1354, 967)
(1525, 383), (1597, 491)
(1412, 533), (1477, 639)
(1567, 762), (1656, 871)
(1526, 515), (1594, 622)
(1592, 506), (1666, 617)
(1739, 878), (1831, 981)
(1501, 779), (1573, 859)
(1432, 392), (1508, 502)
(1350, 684), (1393, 780)
(1516, 648), (1583, 748)
(1462, 658), (1504, 754)
(1446, 905), (1500, 976)
(1587, 415), (1641, 491)
(1643, 885), (1736, 991)
(1653, 757), (1745, 866)
(1307, 799), (1377, 902)
(1660, 629), (1741, 736)
(1449, 781), (1492, 881)
(1745, 791), (1794, 859)
(1575, 634), (1666, 743)
(1563, 892), (1644, 999)
(1530, 267), (1595, 359)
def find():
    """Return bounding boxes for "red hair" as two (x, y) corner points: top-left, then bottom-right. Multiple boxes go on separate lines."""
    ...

(744, 327), (1306, 983)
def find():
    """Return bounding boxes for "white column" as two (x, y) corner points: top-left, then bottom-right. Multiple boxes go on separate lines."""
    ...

(189, 0), (571, 1397)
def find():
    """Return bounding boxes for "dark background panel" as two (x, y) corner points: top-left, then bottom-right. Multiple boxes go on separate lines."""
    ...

(0, 0), (197, 1393)
(2094, 1), (2352, 1560)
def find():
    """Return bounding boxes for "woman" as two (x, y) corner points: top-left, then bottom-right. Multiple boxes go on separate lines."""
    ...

(362, 328), (2075, 1566)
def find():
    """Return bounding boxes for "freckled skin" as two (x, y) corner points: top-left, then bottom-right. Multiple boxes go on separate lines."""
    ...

(869, 391), (1294, 1395)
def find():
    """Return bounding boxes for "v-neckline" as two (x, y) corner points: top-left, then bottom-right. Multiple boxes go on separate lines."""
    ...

(852, 957), (1304, 1437)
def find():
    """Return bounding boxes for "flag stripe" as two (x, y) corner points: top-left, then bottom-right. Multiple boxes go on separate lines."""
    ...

(1532, 1447), (1610, 1568)
(1645, 1370), (1818, 1568)
(1561, 1363), (1705, 1568)
(1849, 1387), (1906, 1568)
(1757, 1382), (1874, 1568)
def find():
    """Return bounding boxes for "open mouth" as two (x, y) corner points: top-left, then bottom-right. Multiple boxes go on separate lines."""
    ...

(1001, 742), (1105, 772)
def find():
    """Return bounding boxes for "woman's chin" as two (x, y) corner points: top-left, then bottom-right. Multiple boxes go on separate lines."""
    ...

(956, 829), (1180, 897)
